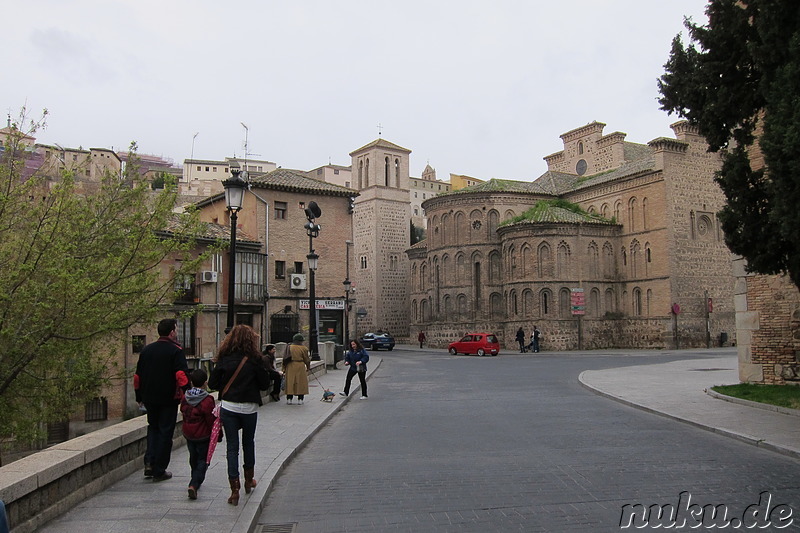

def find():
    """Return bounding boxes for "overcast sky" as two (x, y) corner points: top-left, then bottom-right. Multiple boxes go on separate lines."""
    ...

(3, 1), (708, 181)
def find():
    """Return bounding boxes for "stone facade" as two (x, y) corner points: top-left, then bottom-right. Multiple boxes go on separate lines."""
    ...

(409, 121), (736, 350)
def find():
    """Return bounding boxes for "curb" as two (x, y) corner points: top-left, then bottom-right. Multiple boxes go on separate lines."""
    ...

(234, 358), (383, 533)
(705, 388), (800, 418)
(577, 371), (800, 462)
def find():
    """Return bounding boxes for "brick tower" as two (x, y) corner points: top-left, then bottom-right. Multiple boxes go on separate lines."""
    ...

(349, 138), (412, 338)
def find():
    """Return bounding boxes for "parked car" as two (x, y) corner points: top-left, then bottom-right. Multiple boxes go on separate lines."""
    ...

(360, 332), (395, 351)
(448, 333), (500, 356)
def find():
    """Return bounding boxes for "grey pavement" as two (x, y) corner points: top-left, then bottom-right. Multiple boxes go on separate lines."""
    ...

(578, 350), (800, 460)
(37, 358), (382, 533)
(36, 347), (800, 532)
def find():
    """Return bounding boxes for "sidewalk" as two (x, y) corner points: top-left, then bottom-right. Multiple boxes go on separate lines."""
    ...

(579, 352), (800, 460)
(37, 358), (381, 533)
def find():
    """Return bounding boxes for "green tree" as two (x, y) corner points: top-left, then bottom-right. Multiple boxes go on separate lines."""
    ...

(657, 0), (800, 289)
(0, 109), (215, 442)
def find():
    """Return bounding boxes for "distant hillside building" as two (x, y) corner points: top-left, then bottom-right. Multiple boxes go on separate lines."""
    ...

(408, 121), (736, 350)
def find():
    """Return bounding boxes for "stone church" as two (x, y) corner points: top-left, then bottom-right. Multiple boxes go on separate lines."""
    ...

(405, 120), (736, 350)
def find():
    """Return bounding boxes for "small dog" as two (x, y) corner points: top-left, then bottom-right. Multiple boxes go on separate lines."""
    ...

(321, 389), (335, 402)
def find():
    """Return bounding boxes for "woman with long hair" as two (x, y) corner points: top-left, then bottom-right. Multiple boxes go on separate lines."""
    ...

(340, 338), (369, 399)
(209, 325), (270, 506)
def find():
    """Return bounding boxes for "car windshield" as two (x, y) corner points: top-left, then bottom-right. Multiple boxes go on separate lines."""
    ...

(460, 335), (472, 342)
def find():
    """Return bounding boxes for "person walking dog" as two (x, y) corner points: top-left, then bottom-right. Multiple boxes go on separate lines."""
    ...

(340, 339), (370, 399)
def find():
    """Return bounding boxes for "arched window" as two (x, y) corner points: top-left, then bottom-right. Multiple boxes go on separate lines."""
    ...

(365, 158), (369, 186)
(384, 157), (389, 185)
(487, 210), (500, 240)
(603, 242), (614, 279)
(559, 288), (571, 318)
(645, 243), (652, 275)
(588, 242), (599, 278)
(538, 243), (553, 278)
(628, 197), (637, 232)
(456, 253), (465, 284)
(457, 294), (467, 319)
(523, 289), (534, 317)
(614, 201), (622, 223)
(631, 240), (640, 278)
(420, 299), (429, 322)
(541, 289), (551, 316)
(642, 197), (648, 230)
(443, 295), (452, 320)
(395, 158), (400, 187)
(420, 263), (427, 290)
(632, 288), (642, 316)
(510, 290), (518, 316)
(578, 140), (584, 154)
(622, 247), (627, 268)
(556, 242), (570, 278)
(441, 213), (449, 245)
(358, 160), (364, 189)
(601, 203), (609, 219)
(491, 293), (503, 319)
(521, 245), (531, 278)
(411, 263), (418, 291)
(590, 288), (601, 317)
(646, 289), (653, 316)
(605, 288), (615, 313)
(454, 212), (465, 243)
(489, 251), (502, 283)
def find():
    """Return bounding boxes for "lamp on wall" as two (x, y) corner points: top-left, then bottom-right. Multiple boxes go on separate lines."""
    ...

(304, 201), (322, 359)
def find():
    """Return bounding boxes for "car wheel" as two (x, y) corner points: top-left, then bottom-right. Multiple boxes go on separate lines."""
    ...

(449, 347), (457, 355)
(477, 348), (486, 356)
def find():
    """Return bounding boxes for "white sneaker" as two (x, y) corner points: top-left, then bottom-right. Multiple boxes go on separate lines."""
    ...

(360, 396), (368, 400)
(339, 392), (347, 397)
(298, 398), (304, 405)
(286, 398), (293, 405)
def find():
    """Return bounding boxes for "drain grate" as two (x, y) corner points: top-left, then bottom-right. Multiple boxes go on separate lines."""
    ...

(256, 524), (297, 533)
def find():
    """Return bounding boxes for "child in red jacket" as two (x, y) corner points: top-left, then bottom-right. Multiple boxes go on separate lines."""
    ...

(180, 368), (217, 500)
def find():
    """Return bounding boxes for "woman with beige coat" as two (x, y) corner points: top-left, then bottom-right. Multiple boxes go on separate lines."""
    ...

(284, 333), (311, 404)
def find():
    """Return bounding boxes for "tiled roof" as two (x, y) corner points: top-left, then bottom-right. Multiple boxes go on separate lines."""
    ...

(161, 218), (260, 245)
(349, 138), (412, 155)
(446, 178), (554, 196)
(249, 168), (356, 196)
(503, 205), (616, 227)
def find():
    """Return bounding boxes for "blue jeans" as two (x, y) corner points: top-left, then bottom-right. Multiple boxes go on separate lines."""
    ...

(144, 402), (179, 475)
(220, 408), (258, 479)
(185, 438), (210, 489)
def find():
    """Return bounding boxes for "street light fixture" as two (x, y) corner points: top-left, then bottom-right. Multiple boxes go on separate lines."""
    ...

(343, 239), (353, 343)
(304, 201), (322, 360)
(223, 162), (248, 333)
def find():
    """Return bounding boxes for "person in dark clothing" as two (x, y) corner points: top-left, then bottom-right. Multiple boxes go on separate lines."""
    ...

(531, 326), (541, 353)
(180, 368), (216, 500)
(134, 318), (189, 482)
(418, 331), (426, 349)
(339, 339), (369, 399)
(209, 325), (270, 506)
(515, 327), (527, 353)
(261, 344), (283, 402)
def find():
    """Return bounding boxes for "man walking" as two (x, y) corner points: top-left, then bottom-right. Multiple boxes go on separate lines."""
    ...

(134, 318), (189, 482)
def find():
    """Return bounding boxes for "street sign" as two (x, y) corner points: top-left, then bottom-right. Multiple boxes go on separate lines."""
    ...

(299, 299), (345, 310)
(571, 288), (585, 315)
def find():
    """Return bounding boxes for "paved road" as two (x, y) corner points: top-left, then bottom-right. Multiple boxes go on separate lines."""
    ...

(258, 349), (800, 532)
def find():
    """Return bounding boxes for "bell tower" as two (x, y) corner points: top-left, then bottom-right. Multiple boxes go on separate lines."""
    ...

(349, 138), (412, 337)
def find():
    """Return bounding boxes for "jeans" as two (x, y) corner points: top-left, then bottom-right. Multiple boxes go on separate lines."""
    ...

(186, 438), (210, 489)
(343, 367), (367, 397)
(144, 402), (179, 475)
(220, 408), (258, 479)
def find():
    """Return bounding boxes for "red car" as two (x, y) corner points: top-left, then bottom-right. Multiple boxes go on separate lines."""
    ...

(448, 333), (500, 356)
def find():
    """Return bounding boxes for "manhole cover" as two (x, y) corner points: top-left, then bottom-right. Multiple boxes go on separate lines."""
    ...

(256, 524), (297, 533)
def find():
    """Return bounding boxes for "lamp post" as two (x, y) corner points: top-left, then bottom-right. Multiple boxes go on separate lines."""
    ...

(304, 201), (322, 360)
(343, 239), (353, 343)
(223, 163), (248, 333)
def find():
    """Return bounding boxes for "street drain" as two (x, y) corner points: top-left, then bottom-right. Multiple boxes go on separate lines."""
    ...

(256, 524), (297, 533)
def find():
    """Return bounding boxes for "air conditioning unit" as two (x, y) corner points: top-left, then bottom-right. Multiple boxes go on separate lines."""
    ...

(290, 273), (307, 290)
(201, 271), (218, 283)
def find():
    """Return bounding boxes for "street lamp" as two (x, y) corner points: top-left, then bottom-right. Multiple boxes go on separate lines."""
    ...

(304, 201), (322, 360)
(223, 162), (248, 333)
(343, 240), (353, 343)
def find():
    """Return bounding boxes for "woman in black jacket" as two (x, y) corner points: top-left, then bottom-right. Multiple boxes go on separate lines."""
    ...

(209, 325), (270, 506)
